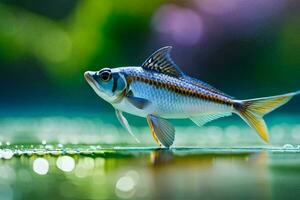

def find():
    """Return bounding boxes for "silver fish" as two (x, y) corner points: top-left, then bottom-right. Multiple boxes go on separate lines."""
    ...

(84, 46), (299, 147)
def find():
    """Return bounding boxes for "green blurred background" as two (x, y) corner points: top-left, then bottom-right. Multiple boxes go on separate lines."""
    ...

(0, 0), (299, 117)
(1, 1), (300, 200)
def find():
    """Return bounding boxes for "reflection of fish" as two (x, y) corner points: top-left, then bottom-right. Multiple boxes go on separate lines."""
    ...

(150, 149), (173, 165)
(84, 46), (299, 147)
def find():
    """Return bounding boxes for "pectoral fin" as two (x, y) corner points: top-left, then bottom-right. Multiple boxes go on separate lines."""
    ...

(146, 115), (175, 148)
(126, 96), (151, 109)
(115, 110), (140, 143)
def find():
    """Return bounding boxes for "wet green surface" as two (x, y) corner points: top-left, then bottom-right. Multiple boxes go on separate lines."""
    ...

(0, 116), (300, 200)
(0, 146), (300, 200)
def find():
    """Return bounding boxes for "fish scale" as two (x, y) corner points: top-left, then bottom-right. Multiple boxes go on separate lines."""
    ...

(122, 68), (232, 118)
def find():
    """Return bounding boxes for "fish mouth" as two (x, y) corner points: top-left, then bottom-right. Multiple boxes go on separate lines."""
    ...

(84, 71), (99, 90)
(84, 71), (94, 83)
(84, 71), (106, 94)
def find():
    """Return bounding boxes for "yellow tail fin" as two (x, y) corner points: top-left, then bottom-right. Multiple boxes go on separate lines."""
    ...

(234, 91), (300, 142)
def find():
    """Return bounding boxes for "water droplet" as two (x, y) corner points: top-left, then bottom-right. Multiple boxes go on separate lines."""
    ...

(56, 156), (75, 172)
(33, 158), (49, 175)
(115, 175), (136, 198)
(51, 150), (62, 156)
(36, 149), (46, 156)
(1, 149), (14, 159)
(25, 150), (33, 156)
(283, 144), (294, 149)
(65, 149), (77, 154)
(15, 149), (22, 156)
(45, 144), (54, 150)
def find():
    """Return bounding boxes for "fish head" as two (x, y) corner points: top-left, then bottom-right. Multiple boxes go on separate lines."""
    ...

(84, 68), (127, 103)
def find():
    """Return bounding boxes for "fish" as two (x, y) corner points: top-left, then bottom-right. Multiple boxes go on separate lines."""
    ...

(84, 46), (299, 147)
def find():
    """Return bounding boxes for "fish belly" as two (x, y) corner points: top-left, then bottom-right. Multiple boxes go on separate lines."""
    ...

(113, 82), (232, 119)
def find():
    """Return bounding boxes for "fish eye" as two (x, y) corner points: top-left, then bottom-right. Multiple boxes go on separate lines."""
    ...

(99, 70), (112, 82)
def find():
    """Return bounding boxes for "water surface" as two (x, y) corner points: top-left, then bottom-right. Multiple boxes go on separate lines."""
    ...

(0, 116), (300, 199)
(1, 146), (300, 200)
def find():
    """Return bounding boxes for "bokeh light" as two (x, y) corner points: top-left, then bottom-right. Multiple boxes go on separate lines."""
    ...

(56, 156), (75, 172)
(0, 149), (14, 160)
(115, 175), (136, 199)
(33, 158), (49, 175)
(152, 4), (203, 46)
(74, 157), (95, 178)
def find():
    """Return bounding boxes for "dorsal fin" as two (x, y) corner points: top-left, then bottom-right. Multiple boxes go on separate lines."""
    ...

(142, 46), (183, 78)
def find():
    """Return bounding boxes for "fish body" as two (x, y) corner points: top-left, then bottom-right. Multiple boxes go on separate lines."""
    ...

(84, 46), (299, 147)
(112, 67), (232, 118)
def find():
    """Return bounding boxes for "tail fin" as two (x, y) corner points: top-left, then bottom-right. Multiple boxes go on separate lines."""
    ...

(234, 91), (300, 142)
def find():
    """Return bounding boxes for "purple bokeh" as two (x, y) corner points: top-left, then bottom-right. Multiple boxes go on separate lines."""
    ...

(152, 4), (204, 46)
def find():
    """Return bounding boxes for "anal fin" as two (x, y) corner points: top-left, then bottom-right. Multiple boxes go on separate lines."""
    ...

(190, 112), (232, 127)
